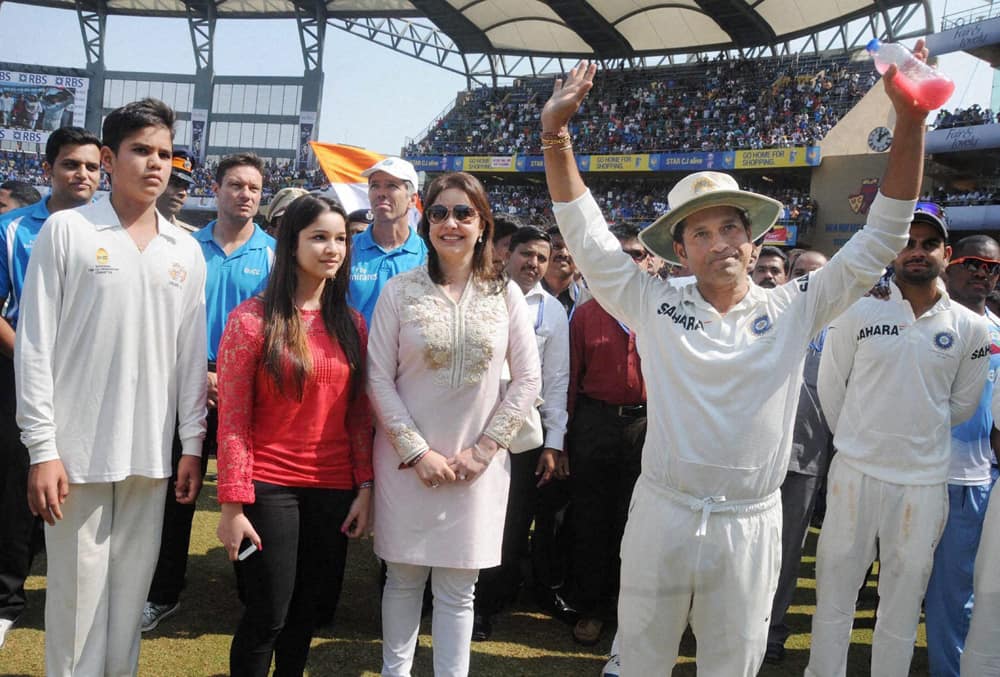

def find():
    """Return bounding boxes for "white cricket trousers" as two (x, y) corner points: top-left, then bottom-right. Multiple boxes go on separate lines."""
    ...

(617, 475), (781, 677)
(806, 457), (947, 677)
(381, 562), (479, 677)
(44, 476), (168, 677)
(961, 482), (1000, 676)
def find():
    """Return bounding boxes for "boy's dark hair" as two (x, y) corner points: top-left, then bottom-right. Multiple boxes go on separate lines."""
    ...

(508, 225), (551, 252)
(45, 126), (102, 166)
(0, 181), (41, 207)
(101, 98), (175, 154)
(216, 152), (265, 186)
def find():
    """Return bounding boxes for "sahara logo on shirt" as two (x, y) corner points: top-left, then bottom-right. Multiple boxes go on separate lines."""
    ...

(656, 301), (704, 331)
(856, 323), (901, 341)
(971, 343), (991, 360)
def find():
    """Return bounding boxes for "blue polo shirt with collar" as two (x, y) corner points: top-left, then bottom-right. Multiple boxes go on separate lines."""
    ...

(193, 221), (276, 361)
(0, 196), (52, 327)
(349, 226), (428, 326)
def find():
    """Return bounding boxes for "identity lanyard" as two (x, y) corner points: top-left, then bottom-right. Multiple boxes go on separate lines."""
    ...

(617, 319), (631, 336)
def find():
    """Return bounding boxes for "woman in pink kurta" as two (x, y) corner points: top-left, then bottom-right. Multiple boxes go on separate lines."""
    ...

(368, 172), (540, 677)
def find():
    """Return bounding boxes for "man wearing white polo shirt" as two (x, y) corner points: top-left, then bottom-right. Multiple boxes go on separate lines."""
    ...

(539, 49), (929, 675)
(807, 208), (990, 676)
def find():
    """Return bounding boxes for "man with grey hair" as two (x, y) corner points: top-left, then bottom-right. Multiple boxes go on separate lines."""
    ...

(348, 157), (427, 327)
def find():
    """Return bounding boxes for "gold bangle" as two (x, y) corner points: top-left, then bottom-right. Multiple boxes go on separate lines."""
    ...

(540, 131), (571, 150)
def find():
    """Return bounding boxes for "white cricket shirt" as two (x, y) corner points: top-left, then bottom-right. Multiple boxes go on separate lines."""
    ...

(15, 197), (208, 483)
(553, 189), (915, 502)
(818, 282), (990, 485)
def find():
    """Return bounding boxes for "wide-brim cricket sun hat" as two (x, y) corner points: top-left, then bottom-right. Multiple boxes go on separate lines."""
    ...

(639, 171), (784, 263)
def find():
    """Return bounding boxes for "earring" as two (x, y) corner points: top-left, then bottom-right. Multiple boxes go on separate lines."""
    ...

(478, 234), (484, 244)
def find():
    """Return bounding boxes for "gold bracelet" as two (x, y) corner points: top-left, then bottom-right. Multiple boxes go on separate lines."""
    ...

(540, 130), (571, 150)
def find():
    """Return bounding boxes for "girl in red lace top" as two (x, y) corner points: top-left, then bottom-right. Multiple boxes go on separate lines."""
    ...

(215, 194), (372, 677)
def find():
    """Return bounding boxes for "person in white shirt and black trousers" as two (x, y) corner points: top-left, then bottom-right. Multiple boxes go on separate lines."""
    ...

(473, 226), (569, 641)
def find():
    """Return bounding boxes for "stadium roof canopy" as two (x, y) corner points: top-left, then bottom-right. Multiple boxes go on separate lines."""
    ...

(28, 0), (934, 86)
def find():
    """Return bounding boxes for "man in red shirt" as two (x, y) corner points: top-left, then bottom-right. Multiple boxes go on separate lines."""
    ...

(566, 223), (648, 646)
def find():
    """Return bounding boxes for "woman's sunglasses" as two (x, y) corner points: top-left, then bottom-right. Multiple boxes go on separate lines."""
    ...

(427, 204), (478, 224)
(948, 256), (1000, 276)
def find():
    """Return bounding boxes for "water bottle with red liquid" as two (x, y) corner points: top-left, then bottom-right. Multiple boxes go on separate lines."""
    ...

(866, 39), (956, 111)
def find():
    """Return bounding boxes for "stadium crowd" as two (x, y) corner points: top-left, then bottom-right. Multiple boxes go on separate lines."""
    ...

(405, 53), (875, 157)
(3, 47), (1000, 677)
(933, 104), (1000, 129)
(488, 179), (817, 231)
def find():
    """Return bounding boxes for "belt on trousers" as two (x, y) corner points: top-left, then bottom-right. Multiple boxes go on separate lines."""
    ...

(580, 395), (646, 419)
(645, 478), (780, 538)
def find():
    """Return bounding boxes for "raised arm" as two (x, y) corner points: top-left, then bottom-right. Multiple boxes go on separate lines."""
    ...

(879, 39), (931, 201)
(540, 62), (596, 203)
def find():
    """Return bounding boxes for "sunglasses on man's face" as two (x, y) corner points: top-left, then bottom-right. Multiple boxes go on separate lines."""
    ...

(948, 256), (1000, 276)
(427, 204), (478, 224)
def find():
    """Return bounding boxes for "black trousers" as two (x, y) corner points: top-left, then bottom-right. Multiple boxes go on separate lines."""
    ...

(568, 396), (645, 614)
(230, 481), (354, 677)
(531, 473), (572, 591)
(476, 446), (543, 615)
(146, 407), (215, 605)
(0, 355), (42, 621)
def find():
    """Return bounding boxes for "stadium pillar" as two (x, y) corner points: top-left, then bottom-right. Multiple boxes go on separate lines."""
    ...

(187, 2), (215, 162)
(295, 0), (325, 168)
(76, 0), (107, 134)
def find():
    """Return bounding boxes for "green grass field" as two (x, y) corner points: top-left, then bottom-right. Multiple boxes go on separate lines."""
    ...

(0, 467), (930, 676)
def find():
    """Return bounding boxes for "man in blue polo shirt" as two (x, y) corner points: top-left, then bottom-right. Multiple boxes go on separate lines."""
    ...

(349, 157), (427, 326)
(142, 151), (275, 632)
(0, 126), (102, 648)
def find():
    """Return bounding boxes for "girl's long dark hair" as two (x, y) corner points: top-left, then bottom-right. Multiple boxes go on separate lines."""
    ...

(262, 194), (363, 400)
(418, 172), (504, 294)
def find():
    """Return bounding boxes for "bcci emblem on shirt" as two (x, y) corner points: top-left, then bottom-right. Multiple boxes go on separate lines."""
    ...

(751, 314), (772, 336)
(934, 331), (956, 351)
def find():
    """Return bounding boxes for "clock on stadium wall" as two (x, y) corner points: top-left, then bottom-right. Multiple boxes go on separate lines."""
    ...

(868, 126), (892, 152)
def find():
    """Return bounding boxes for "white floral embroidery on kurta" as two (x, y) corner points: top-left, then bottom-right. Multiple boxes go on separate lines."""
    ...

(398, 272), (507, 387)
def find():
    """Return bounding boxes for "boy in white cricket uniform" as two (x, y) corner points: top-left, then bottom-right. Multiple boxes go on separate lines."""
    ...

(15, 98), (207, 676)
(807, 207), (989, 676)
(538, 50), (929, 675)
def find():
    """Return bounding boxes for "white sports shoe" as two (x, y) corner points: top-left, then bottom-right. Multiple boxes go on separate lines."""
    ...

(0, 617), (15, 649)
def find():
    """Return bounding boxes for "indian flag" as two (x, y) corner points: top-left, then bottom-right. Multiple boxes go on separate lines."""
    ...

(309, 141), (384, 214)
(310, 141), (422, 228)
